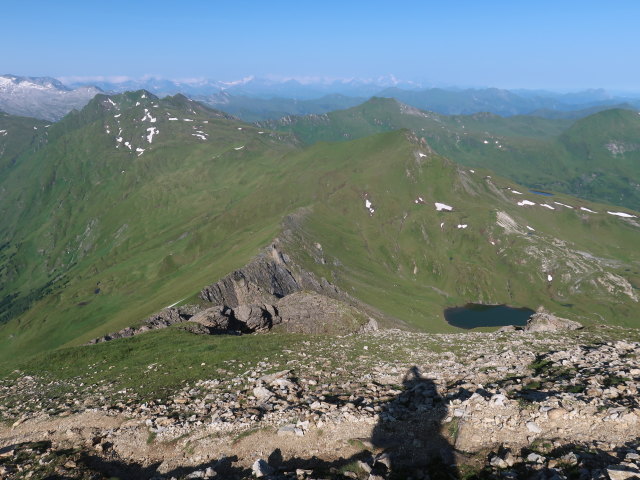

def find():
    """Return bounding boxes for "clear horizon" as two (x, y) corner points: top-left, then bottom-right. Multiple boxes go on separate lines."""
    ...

(3, 0), (639, 91)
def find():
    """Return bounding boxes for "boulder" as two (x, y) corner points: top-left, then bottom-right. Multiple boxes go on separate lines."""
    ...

(524, 307), (582, 332)
(234, 304), (274, 332)
(189, 305), (242, 333)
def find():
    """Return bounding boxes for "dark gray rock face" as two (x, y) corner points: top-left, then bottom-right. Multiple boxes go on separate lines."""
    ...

(200, 246), (300, 307)
(234, 304), (277, 332)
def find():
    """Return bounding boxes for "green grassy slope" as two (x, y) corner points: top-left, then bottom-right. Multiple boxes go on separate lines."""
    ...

(276, 132), (640, 332)
(0, 91), (301, 359)
(263, 99), (640, 211)
(1, 94), (639, 362)
(0, 111), (49, 171)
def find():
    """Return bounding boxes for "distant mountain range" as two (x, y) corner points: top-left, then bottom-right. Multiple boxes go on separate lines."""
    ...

(3, 74), (640, 122)
(0, 75), (102, 121)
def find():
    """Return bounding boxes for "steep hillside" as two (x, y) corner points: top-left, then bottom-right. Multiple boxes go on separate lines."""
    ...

(0, 110), (49, 171)
(0, 91), (299, 358)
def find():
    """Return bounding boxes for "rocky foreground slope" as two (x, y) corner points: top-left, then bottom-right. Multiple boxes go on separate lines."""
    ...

(1, 325), (640, 479)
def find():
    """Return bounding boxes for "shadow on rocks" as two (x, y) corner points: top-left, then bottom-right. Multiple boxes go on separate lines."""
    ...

(368, 365), (459, 479)
(252, 365), (460, 479)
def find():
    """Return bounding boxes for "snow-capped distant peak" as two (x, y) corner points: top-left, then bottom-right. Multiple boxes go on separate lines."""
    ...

(0, 74), (102, 121)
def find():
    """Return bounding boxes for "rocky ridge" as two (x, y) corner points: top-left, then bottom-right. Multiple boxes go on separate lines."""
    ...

(88, 243), (376, 344)
(2, 326), (640, 479)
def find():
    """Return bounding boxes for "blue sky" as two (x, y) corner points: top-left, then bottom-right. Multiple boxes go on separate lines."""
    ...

(3, 0), (638, 90)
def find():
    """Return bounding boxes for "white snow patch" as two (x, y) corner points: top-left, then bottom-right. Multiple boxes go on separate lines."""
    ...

(191, 133), (207, 140)
(469, 169), (475, 173)
(510, 189), (523, 195)
(141, 93), (146, 99)
(237, 127), (243, 130)
(457, 224), (468, 229)
(435, 202), (453, 211)
(607, 211), (637, 218)
(124, 141), (132, 150)
(114, 114), (121, 118)
(116, 137), (123, 143)
(440, 222), (444, 229)
(580, 207), (597, 213)
(540, 203), (555, 210)
(554, 202), (573, 208)
(106, 98), (116, 107)
(33, 126), (37, 130)
(258, 131), (264, 134)
(547, 274), (553, 282)
(234, 146), (244, 150)
(365, 199), (375, 214)
(526, 225), (535, 231)
(136, 147), (145, 156)
(168, 117), (178, 121)
(203, 120), (208, 123)
(146, 127), (158, 143)
(483, 140), (489, 144)
(183, 119), (193, 122)
(140, 109), (157, 123)
(418, 152), (426, 158)
(135, 101), (140, 106)
(165, 297), (187, 309)
(517, 200), (536, 206)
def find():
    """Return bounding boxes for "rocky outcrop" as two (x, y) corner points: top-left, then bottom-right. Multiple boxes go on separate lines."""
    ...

(189, 304), (279, 334)
(88, 242), (373, 344)
(524, 306), (583, 332)
(199, 245), (302, 307)
(273, 291), (375, 334)
(87, 305), (199, 344)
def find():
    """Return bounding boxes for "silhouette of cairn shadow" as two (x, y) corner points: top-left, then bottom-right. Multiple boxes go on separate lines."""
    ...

(262, 365), (459, 479)
(369, 366), (459, 479)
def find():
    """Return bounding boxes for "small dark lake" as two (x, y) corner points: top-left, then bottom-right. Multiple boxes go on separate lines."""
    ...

(444, 303), (535, 329)
(529, 189), (554, 197)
